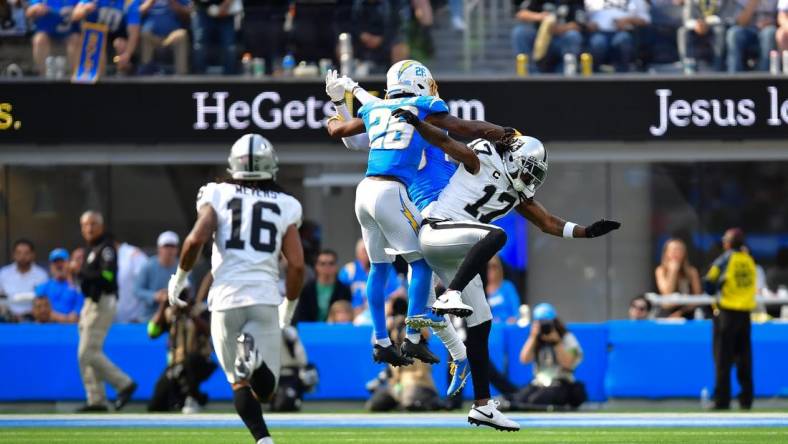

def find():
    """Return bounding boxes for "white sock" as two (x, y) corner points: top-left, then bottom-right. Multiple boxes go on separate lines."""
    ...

(406, 333), (421, 344)
(433, 321), (466, 361)
(376, 337), (392, 347)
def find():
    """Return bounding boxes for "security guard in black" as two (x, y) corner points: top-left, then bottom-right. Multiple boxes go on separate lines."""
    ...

(80, 233), (118, 302)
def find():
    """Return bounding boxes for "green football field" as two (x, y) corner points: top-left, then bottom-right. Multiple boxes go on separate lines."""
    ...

(1, 427), (787, 444)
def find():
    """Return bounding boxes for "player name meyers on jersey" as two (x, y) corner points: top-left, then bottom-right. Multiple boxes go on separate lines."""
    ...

(197, 182), (302, 311)
(424, 139), (522, 224)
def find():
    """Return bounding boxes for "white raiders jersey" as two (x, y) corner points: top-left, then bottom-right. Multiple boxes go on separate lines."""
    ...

(197, 182), (302, 311)
(424, 139), (525, 224)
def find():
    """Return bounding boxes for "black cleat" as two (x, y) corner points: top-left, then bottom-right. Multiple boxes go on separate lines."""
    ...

(75, 404), (109, 413)
(114, 381), (137, 411)
(373, 344), (414, 367)
(400, 338), (440, 364)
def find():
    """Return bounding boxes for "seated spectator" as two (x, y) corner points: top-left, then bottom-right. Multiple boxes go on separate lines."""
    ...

(778, 0), (788, 51)
(585, 0), (651, 72)
(726, 0), (778, 72)
(327, 299), (354, 324)
(338, 239), (404, 323)
(511, 0), (585, 73)
(291, 0), (346, 65)
(514, 303), (586, 410)
(0, 239), (48, 320)
(147, 288), (216, 414)
(628, 295), (652, 320)
(25, 0), (80, 75)
(134, 231), (179, 322)
(655, 238), (702, 318)
(353, 0), (409, 72)
(71, 0), (141, 74)
(642, 0), (682, 65)
(366, 299), (441, 412)
(679, 0), (735, 71)
(34, 248), (83, 323)
(191, 0), (240, 74)
(241, 0), (287, 75)
(138, 0), (191, 74)
(293, 249), (351, 323)
(486, 255), (521, 324)
(31, 296), (54, 323)
(270, 325), (318, 412)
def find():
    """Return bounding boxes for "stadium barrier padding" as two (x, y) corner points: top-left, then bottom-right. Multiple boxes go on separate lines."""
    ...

(0, 321), (786, 402)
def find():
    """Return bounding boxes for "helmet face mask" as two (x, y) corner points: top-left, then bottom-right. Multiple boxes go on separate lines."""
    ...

(228, 134), (279, 181)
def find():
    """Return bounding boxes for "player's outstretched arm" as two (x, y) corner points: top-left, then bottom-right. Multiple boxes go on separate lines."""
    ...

(392, 108), (480, 174)
(168, 204), (217, 307)
(279, 224), (305, 327)
(326, 116), (366, 138)
(516, 198), (621, 239)
(424, 112), (516, 144)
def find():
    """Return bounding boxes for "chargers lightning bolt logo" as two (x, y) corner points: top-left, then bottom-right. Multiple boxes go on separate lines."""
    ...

(399, 190), (420, 235)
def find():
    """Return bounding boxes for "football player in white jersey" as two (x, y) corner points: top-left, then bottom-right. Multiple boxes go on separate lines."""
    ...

(168, 134), (305, 444)
(393, 108), (620, 431)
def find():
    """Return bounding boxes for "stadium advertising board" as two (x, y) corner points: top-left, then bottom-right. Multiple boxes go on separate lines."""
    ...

(1, 77), (787, 144)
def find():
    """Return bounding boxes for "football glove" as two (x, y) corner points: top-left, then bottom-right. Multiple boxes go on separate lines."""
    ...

(499, 127), (522, 146)
(337, 75), (358, 93)
(392, 108), (419, 126)
(167, 268), (189, 308)
(325, 70), (346, 103)
(585, 219), (621, 238)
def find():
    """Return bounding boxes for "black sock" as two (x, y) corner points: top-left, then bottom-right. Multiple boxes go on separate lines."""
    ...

(448, 228), (506, 292)
(233, 386), (269, 441)
(465, 320), (492, 402)
(250, 362), (277, 402)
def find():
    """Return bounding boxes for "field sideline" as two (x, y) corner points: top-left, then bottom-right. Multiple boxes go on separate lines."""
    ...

(1, 412), (786, 443)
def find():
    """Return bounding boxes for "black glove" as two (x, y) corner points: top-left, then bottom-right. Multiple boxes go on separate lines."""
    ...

(585, 219), (621, 238)
(499, 127), (520, 146)
(391, 108), (419, 126)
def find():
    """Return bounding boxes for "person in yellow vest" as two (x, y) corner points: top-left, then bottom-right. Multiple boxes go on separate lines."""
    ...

(703, 228), (756, 410)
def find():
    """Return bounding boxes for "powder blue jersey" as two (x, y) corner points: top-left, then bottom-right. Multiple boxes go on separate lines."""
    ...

(30, 0), (79, 37)
(79, 0), (141, 32)
(409, 145), (458, 211)
(359, 95), (449, 185)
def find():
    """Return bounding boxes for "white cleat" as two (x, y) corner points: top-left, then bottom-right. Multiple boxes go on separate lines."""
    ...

(257, 437), (274, 444)
(468, 399), (521, 432)
(181, 396), (202, 414)
(432, 290), (474, 317)
(234, 333), (258, 381)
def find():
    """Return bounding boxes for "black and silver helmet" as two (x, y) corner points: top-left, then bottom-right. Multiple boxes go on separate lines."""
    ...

(227, 134), (278, 180)
(503, 136), (548, 198)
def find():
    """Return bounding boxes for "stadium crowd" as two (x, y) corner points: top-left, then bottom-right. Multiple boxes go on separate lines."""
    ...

(2, 0), (788, 76)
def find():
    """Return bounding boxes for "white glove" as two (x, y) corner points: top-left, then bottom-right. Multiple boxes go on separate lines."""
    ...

(337, 75), (358, 93)
(325, 70), (345, 102)
(167, 268), (189, 308)
(279, 298), (297, 328)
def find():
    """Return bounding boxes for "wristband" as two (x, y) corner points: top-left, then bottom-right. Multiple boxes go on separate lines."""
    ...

(563, 222), (577, 239)
(175, 267), (189, 284)
(280, 298), (298, 327)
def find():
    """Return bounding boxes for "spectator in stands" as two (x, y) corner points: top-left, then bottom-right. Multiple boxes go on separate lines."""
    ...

(766, 246), (788, 317)
(76, 210), (137, 412)
(138, 0), (191, 75)
(34, 248), (83, 323)
(241, 0), (288, 75)
(339, 239), (404, 323)
(147, 286), (215, 414)
(327, 299), (354, 323)
(704, 228), (756, 410)
(511, 0), (585, 73)
(115, 241), (148, 323)
(25, 0), (80, 75)
(31, 295), (54, 323)
(366, 297), (441, 412)
(643, 0), (682, 66)
(654, 238), (702, 318)
(291, 0), (348, 65)
(628, 295), (652, 320)
(514, 303), (586, 410)
(679, 0), (735, 71)
(585, 0), (651, 72)
(0, 239), (48, 320)
(134, 231), (179, 322)
(353, 0), (412, 72)
(410, 0), (435, 56)
(293, 249), (351, 323)
(191, 0), (240, 74)
(486, 255), (521, 324)
(726, 0), (778, 72)
(71, 0), (141, 74)
(778, 0), (788, 51)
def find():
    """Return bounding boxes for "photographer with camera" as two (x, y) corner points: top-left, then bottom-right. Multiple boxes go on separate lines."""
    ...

(513, 303), (586, 411)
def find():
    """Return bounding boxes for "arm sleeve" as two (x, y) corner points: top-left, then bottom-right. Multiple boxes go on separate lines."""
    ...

(284, 196), (303, 229)
(134, 262), (157, 304)
(196, 182), (219, 213)
(99, 245), (118, 284)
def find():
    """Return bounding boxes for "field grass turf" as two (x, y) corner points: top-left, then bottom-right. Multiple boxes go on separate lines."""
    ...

(1, 427), (786, 443)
